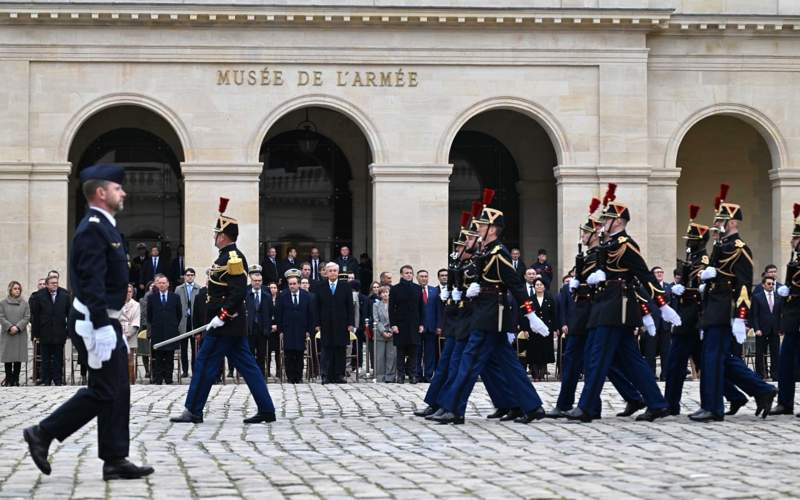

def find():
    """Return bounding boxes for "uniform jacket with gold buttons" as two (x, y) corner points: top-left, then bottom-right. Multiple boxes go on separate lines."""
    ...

(701, 233), (753, 328)
(206, 243), (248, 337)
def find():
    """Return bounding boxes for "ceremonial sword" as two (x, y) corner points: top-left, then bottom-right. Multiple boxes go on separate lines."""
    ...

(152, 323), (210, 350)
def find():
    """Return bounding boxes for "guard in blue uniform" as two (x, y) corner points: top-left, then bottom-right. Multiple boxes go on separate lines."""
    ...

(171, 197), (276, 424)
(664, 204), (709, 415)
(24, 164), (154, 481)
(773, 203), (800, 416)
(689, 185), (777, 421)
(566, 184), (680, 423)
(415, 208), (516, 421)
(546, 198), (645, 420)
(431, 189), (548, 424)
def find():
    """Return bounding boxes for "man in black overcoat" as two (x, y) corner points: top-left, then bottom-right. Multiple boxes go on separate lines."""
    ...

(314, 263), (355, 383)
(389, 265), (424, 384)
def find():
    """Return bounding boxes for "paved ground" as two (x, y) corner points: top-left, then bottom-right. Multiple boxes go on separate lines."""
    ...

(0, 381), (799, 499)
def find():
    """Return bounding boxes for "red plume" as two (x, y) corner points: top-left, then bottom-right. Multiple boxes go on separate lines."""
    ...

(218, 197), (229, 214)
(459, 211), (471, 228)
(714, 196), (722, 211)
(482, 188), (495, 206)
(471, 201), (482, 218)
(719, 183), (730, 201)
(689, 204), (700, 220)
(602, 183), (617, 206)
(588, 197), (601, 214)
(793, 203), (800, 220)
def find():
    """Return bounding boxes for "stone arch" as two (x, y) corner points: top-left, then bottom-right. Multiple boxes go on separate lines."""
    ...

(437, 96), (571, 167)
(665, 103), (788, 172)
(248, 94), (383, 165)
(59, 92), (194, 165)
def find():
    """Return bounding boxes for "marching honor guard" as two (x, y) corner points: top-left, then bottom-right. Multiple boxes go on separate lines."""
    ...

(170, 197), (276, 424)
(663, 205), (708, 415)
(774, 203), (800, 416)
(432, 189), (549, 424)
(24, 165), (154, 480)
(566, 184), (680, 423)
(689, 184), (777, 422)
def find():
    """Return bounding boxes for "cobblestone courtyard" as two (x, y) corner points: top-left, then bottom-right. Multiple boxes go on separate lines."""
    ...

(1, 381), (798, 499)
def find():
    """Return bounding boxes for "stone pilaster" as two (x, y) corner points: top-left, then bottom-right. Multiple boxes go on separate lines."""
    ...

(553, 166), (601, 279)
(181, 162), (262, 277)
(648, 169), (681, 273)
(369, 163), (452, 281)
(769, 169), (800, 267)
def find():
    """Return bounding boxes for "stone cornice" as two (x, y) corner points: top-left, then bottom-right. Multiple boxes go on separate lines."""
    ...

(369, 163), (452, 183)
(181, 162), (262, 182)
(0, 161), (71, 180)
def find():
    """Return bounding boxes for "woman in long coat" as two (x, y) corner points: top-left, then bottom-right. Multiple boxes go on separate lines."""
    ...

(528, 278), (557, 381)
(0, 280), (31, 386)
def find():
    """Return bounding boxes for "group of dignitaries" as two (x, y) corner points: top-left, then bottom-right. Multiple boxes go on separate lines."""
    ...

(416, 183), (800, 424)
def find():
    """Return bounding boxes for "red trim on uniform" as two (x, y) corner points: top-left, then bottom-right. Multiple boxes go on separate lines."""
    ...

(655, 294), (667, 307)
(640, 303), (651, 316)
(738, 306), (748, 320)
(520, 300), (534, 315)
(218, 308), (230, 321)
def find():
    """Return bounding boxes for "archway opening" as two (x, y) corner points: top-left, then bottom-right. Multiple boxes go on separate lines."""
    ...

(258, 106), (373, 275)
(68, 105), (185, 270)
(448, 109), (558, 284)
(676, 115), (773, 273)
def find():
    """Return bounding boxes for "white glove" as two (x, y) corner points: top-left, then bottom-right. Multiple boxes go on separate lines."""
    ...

(586, 270), (607, 286)
(206, 315), (225, 331)
(671, 284), (685, 296)
(569, 278), (579, 291)
(732, 318), (747, 344)
(88, 326), (117, 369)
(525, 312), (549, 337)
(466, 282), (481, 298)
(659, 304), (682, 327)
(699, 330), (704, 341)
(642, 314), (656, 336)
(700, 266), (717, 281)
(506, 332), (516, 345)
(440, 289), (450, 301)
(452, 289), (463, 301)
(698, 283), (706, 294)
(778, 285), (790, 297)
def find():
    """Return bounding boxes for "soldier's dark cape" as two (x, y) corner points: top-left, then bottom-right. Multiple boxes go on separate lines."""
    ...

(672, 248), (709, 335)
(568, 245), (600, 337)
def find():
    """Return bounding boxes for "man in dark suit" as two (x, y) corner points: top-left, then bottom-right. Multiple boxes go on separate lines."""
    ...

(308, 247), (324, 282)
(262, 246), (280, 285)
(510, 248), (526, 279)
(276, 271), (314, 383)
(129, 243), (148, 299)
(415, 269), (440, 382)
(754, 264), (782, 296)
(334, 245), (359, 277)
(389, 265), (424, 384)
(174, 268), (198, 377)
(531, 249), (553, 289)
(169, 244), (187, 287)
(246, 270), (272, 377)
(751, 275), (782, 380)
(146, 274), (182, 384)
(280, 247), (299, 278)
(314, 263), (355, 383)
(141, 246), (167, 293)
(30, 275), (71, 385)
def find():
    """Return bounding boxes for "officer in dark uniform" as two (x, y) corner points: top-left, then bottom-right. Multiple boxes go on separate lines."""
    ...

(566, 184), (680, 423)
(24, 164), (154, 481)
(773, 203), (800, 416)
(415, 209), (516, 420)
(546, 198), (645, 420)
(432, 189), (548, 424)
(171, 197), (276, 424)
(664, 204), (709, 415)
(690, 185), (777, 421)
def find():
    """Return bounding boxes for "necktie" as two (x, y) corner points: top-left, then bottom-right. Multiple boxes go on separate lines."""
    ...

(514, 260), (518, 270)
(187, 284), (192, 302)
(313, 260), (318, 278)
(423, 287), (428, 304)
(330, 282), (336, 294)
(293, 294), (298, 306)
(153, 257), (157, 270)
(768, 291), (774, 312)
(161, 293), (166, 305)
(255, 290), (260, 308)
(51, 292), (56, 304)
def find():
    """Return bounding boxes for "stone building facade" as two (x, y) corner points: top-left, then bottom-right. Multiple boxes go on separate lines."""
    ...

(2, 0), (800, 291)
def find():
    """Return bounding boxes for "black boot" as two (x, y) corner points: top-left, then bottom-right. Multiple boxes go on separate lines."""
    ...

(425, 408), (447, 421)
(486, 408), (509, 419)
(635, 408), (670, 422)
(771, 403), (794, 415)
(243, 412), (276, 424)
(170, 409), (203, 424)
(688, 410), (724, 422)
(545, 407), (568, 419)
(616, 400), (646, 417)
(564, 407), (594, 422)
(499, 408), (523, 422)
(725, 399), (747, 416)
(23, 426), (52, 475)
(755, 389), (777, 419)
(514, 407), (546, 423)
(414, 405), (438, 418)
(102, 459), (155, 481)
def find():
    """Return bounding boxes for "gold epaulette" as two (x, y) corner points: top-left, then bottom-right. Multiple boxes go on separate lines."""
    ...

(490, 245), (501, 255)
(617, 236), (628, 244)
(88, 216), (100, 223)
(701, 255), (709, 265)
(735, 239), (746, 248)
(736, 285), (751, 309)
(227, 251), (244, 275)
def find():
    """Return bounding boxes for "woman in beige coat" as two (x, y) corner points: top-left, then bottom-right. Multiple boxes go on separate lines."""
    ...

(0, 280), (31, 386)
(119, 284), (141, 384)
